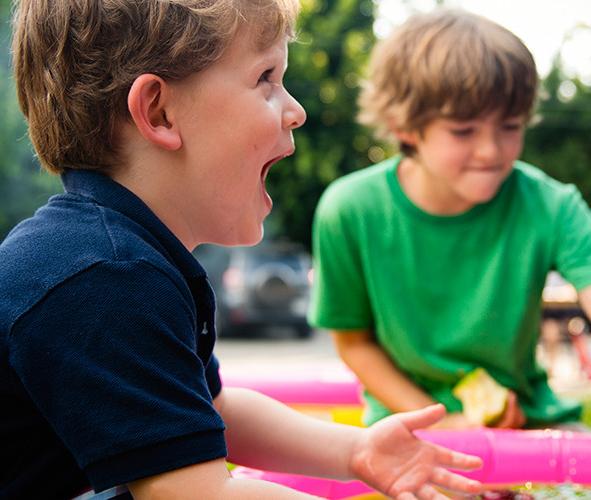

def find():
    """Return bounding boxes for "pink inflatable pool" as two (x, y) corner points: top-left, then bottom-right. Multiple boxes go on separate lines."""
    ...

(221, 364), (362, 405)
(221, 365), (591, 497)
(232, 428), (591, 498)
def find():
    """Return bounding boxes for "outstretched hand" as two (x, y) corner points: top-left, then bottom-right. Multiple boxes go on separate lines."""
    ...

(349, 404), (482, 499)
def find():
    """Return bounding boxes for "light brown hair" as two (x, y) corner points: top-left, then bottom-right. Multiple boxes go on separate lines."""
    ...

(12, 0), (299, 174)
(357, 9), (538, 155)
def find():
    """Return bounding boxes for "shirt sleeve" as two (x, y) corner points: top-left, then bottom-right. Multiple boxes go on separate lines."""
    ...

(553, 186), (591, 290)
(206, 354), (223, 399)
(308, 183), (373, 330)
(8, 260), (226, 491)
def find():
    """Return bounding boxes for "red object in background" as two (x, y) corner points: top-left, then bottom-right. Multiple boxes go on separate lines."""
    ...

(567, 317), (591, 379)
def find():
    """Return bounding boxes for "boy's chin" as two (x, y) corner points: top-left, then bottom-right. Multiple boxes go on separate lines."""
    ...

(466, 183), (504, 204)
(473, 190), (501, 204)
(224, 227), (265, 247)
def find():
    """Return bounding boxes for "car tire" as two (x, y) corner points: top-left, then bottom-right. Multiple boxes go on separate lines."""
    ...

(295, 325), (313, 339)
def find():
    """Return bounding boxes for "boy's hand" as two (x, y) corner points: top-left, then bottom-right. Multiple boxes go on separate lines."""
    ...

(349, 404), (482, 499)
(491, 391), (526, 429)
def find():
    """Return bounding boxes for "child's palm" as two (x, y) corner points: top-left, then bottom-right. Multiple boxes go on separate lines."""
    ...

(350, 405), (482, 499)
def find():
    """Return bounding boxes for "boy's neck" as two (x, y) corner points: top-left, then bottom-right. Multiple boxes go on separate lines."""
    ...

(109, 138), (200, 251)
(397, 157), (478, 216)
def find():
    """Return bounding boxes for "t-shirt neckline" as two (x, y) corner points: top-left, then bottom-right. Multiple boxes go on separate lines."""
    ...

(386, 156), (512, 225)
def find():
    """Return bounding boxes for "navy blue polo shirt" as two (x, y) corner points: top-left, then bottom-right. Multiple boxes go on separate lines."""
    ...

(0, 169), (227, 498)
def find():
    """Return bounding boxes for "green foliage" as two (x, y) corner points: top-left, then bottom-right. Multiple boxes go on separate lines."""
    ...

(2, 2), (591, 249)
(268, 0), (393, 248)
(0, 0), (9, 17)
(522, 63), (591, 205)
(0, 4), (61, 241)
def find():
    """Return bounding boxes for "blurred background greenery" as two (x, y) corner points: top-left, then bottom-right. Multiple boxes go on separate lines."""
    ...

(1, 0), (591, 249)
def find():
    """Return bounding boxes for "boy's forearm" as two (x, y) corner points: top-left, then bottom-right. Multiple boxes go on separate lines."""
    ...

(219, 387), (361, 480)
(216, 393), (483, 499)
(331, 330), (435, 413)
(128, 457), (322, 499)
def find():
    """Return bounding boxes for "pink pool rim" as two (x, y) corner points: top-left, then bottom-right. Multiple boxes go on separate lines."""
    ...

(221, 364), (591, 497)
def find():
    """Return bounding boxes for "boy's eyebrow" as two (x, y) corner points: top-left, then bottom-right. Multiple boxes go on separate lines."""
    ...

(439, 118), (475, 125)
(253, 52), (288, 72)
(441, 114), (525, 126)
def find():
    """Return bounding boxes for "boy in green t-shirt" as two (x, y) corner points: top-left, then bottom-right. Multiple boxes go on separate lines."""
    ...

(309, 9), (591, 429)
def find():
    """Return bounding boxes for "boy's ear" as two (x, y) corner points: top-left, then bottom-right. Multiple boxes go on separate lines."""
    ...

(127, 74), (182, 151)
(392, 128), (418, 147)
(387, 118), (418, 146)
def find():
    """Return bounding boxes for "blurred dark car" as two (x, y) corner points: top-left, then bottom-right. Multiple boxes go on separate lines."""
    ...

(542, 271), (589, 341)
(542, 271), (582, 321)
(541, 272), (591, 378)
(193, 241), (313, 338)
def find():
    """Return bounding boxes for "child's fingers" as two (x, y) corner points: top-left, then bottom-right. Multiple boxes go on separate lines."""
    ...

(393, 469), (480, 499)
(494, 391), (515, 428)
(416, 484), (447, 499)
(395, 492), (418, 500)
(396, 404), (447, 431)
(494, 391), (525, 429)
(433, 444), (483, 470)
(430, 466), (483, 494)
(507, 392), (526, 428)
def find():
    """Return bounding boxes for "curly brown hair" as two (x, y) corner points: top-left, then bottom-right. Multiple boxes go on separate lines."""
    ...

(12, 0), (299, 174)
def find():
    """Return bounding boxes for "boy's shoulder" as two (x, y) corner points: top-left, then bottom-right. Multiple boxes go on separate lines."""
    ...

(318, 157), (398, 215)
(329, 157), (397, 191)
(511, 160), (580, 199)
(0, 192), (176, 332)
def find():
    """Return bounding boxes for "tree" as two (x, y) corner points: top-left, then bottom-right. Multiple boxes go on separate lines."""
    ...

(522, 59), (591, 206)
(0, 2), (61, 240)
(267, 0), (390, 248)
(6, 1), (590, 249)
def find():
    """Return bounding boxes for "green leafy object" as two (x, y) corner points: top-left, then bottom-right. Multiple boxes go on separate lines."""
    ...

(581, 398), (591, 428)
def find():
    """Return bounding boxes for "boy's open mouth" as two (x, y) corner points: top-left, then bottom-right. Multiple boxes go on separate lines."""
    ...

(261, 159), (278, 182)
(261, 151), (294, 181)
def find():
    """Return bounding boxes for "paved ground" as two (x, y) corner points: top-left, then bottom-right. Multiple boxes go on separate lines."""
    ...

(215, 328), (343, 372)
(215, 328), (591, 400)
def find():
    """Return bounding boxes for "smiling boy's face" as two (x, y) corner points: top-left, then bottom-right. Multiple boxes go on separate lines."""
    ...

(168, 28), (306, 247)
(397, 111), (525, 215)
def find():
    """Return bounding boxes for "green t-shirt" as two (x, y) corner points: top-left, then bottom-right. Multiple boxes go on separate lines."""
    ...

(309, 156), (591, 426)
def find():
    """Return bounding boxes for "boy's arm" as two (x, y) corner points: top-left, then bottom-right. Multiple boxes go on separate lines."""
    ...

(217, 387), (482, 497)
(129, 388), (481, 499)
(128, 458), (321, 499)
(331, 329), (435, 412)
(331, 329), (476, 429)
(332, 330), (531, 429)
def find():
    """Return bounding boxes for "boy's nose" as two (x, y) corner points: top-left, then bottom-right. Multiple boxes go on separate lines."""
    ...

(475, 134), (502, 163)
(283, 92), (306, 130)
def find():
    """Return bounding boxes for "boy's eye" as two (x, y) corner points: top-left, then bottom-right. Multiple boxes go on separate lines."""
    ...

(258, 68), (274, 84)
(502, 122), (523, 132)
(450, 127), (474, 137)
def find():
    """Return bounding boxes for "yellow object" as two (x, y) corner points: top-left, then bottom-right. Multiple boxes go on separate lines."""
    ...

(290, 404), (365, 427)
(452, 368), (509, 425)
(331, 406), (364, 427)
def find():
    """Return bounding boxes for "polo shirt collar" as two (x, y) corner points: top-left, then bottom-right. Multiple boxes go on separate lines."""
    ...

(61, 168), (207, 279)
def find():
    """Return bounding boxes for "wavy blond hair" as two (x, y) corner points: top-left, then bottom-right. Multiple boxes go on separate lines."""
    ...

(12, 0), (299, 173)
(358, 9), (538, 154)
